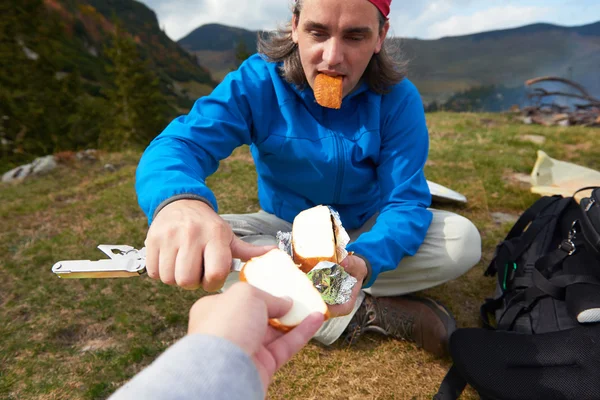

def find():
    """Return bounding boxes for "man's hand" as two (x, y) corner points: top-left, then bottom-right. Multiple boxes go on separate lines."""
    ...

(144, 200), (274, 291)
(327, 254), (367, 318)
(188, 282), (324, 391)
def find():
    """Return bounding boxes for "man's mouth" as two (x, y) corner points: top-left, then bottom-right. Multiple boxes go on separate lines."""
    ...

(318, 70), (344, 78)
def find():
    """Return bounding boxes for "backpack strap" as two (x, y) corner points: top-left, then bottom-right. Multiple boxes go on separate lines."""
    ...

(505, 196), (561, 240)
(578, 187), (600, 255)
(496, 288), (538, 332)
(480, 296), (504, 329)
(573, 186), (600, 197)
(486, 196), (568, 277)
(433, 365), (467, 400)
(496, 269), (600, 331)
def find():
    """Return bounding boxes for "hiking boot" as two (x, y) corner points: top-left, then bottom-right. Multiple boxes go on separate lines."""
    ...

(344, 293), (456, 357)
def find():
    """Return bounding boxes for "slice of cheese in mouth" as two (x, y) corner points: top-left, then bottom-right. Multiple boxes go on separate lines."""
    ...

(314, 74), (343, 109)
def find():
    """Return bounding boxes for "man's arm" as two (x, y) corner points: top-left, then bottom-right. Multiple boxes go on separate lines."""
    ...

(135, 54), (268, 224)
(109, 335), (264, 400)
(346, 79), (432, 287)
(135, 55), (274, 290)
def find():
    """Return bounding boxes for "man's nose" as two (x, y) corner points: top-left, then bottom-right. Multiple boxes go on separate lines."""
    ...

(322, 38), (344, 66)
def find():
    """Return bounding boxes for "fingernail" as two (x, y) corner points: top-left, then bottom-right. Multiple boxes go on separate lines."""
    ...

(281, 296), (293, 304)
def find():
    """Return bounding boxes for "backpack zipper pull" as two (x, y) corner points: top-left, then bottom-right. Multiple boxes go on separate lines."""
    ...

(585, 197), (596, 212)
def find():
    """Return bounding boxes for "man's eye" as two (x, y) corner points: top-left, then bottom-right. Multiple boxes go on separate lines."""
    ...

(347, 35), (364, 42)
(309, 31), (327, 39)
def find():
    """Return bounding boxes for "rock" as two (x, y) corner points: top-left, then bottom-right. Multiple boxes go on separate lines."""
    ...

(76, 149), (98, 162)
(552, 113), (570, 123)
(2, 164), (33, 183)
(523, 116), (533, 125)
(2, 155), (57, 183)
(31, 155), (57, 175)
(521, 135), (546, 145)
(558, 119), (570, 127)
(492, 212), (519, 225)
(54, 151), (76, 164)
(104, 163), (117, 172)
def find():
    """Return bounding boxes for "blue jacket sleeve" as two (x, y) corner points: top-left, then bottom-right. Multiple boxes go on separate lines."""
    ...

(346, 81), (432, 288)
(108, 334), (264, 400)
(135, 55), (267, 224)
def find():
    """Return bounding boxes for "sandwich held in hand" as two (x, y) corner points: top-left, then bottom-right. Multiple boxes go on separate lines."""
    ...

(290, 205), (356, 305)
(314, 74), (343, 109)
(292, 205), (350, 273)
(240, 248), (329, 331)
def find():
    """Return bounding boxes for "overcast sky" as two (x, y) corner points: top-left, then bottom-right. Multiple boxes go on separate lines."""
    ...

(139, 0), (600, 41)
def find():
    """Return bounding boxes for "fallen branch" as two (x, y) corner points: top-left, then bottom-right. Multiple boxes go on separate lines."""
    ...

(521, 76), (600, 127)
(525, 76), (600, 105)
(528, 88), (600, 104)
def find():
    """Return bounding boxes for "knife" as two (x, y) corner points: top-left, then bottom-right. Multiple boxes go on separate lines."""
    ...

(51, 244), (244, 279)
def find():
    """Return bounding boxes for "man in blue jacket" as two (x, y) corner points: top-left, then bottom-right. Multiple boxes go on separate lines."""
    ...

(136, 0), (481, 357)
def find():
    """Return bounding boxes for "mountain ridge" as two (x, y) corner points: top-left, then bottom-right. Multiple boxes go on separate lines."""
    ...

(178, 20), (600, 104)
(44, 0), (216, 103)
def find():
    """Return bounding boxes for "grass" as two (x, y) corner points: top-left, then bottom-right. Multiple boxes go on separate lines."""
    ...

(1, 112), (599, 399)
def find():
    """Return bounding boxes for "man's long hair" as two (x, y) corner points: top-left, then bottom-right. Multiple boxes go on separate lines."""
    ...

(257, 0), (407, 94)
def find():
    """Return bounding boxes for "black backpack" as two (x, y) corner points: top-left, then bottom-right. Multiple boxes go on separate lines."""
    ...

(435, 189), (600, 400)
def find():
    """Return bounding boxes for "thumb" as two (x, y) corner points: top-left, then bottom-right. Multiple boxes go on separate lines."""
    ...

(340, 255), (355, 271)
(340, 255), (367, 281)
(230, 236), (277, 261)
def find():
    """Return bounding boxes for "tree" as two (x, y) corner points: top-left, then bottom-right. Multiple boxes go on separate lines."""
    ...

(234, 40), (252, 68)
(0, 0), (82, 165)
(101, 22), (168, 150)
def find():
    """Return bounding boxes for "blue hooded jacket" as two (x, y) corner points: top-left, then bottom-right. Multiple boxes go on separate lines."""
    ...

(136, 54), (432, 288)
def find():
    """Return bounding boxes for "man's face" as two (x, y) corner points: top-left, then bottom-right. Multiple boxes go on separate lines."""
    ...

(292, 0), (389, 99)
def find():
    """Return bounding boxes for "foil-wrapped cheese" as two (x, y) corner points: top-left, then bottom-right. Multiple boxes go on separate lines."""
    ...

(307, 261), (357, 305)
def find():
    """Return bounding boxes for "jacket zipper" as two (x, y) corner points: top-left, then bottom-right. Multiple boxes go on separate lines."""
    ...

(332, 130), (345, 204)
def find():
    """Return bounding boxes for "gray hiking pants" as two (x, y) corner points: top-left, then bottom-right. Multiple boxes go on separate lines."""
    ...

(221, 209), (481, 345)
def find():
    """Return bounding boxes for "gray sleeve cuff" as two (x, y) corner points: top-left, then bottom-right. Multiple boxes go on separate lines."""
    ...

(353, 253), (373, 288)
(109, 334), (264, 400)
(152, 194), (215, 221)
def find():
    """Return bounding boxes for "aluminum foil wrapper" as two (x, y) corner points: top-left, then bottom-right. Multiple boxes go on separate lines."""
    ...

(306, 261), (357, 305)
(276, 231), (293, 258)
(327, 206), (350, 261)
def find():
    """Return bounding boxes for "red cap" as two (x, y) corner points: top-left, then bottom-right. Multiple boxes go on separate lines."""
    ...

(367, 0), (391, 18)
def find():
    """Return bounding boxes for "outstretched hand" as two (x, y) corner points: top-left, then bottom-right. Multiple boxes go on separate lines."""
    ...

(188, 282), (325, 391)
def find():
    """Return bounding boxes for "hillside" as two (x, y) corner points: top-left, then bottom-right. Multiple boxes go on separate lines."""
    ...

(178, 23), (260, 81)
(177, 21), (600, 105)
(398, 21), (600, 103)
(1, 0), (218, 169)
(178, 23), (258, 53)
(44, 0), (215, 102)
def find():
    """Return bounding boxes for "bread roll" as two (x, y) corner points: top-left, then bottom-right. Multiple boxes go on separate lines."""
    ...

(292, 205), (339, 273)
(240, 248), (329, 331)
